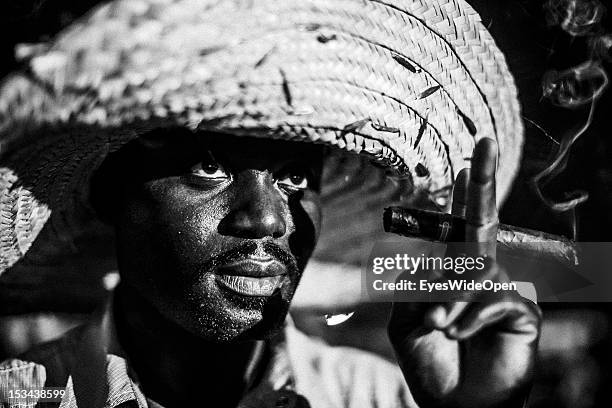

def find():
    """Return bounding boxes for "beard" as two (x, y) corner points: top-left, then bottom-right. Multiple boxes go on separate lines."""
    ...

(151, 240), (303, 343)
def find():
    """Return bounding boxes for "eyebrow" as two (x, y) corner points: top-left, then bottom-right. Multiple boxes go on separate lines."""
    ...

(202, 150), (220, 164)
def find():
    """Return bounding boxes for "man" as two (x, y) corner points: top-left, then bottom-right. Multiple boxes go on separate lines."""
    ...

(0, 0), (540, 407)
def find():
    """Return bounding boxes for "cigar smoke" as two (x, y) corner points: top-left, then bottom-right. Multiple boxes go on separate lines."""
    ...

(544, 0), (605, 36)
(590, 33), (612, 62)
(542, 62), (608, 108)
(534, 0), (610, 215)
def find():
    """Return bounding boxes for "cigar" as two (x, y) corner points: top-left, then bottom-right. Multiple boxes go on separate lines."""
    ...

(383, 207), (579, 266)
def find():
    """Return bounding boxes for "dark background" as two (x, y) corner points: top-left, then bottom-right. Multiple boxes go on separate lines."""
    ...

(1, 1), (611, 407)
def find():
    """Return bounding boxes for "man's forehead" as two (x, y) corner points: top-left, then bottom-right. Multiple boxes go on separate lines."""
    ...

(129, 128), (327, 174)
(202, 133), (326, 165)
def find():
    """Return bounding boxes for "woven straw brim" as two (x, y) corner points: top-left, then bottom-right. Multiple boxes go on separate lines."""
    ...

(0, 0), (523, 276)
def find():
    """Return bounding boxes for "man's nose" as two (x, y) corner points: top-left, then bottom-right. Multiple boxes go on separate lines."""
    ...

(218, 172), (287, 239)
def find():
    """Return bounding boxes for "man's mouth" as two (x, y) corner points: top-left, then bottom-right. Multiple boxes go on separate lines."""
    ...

(215, 257), (288, 297)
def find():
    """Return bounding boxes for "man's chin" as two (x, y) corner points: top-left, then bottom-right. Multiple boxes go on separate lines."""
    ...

(190, 307), (289, 343)
(180, 284), (292, 343)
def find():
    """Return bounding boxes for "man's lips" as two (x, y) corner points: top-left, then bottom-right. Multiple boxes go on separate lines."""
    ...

(215, 257), (288, 297)
(217, 258), (287, 278)
(215, 275), (286, 297)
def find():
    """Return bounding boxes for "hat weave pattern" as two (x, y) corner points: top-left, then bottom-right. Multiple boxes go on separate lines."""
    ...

(0, 0), (523, 275)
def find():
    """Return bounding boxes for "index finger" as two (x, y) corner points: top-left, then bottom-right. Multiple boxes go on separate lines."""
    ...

(465, 138), (499, 251)
(451, 168), (470, 218)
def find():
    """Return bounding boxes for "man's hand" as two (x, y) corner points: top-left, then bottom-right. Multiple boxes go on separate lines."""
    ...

(387, 138), (542, 408)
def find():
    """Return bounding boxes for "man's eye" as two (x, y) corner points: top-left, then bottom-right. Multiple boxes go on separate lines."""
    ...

(190, 162), (229, 179)
(278, 173), (308, 190)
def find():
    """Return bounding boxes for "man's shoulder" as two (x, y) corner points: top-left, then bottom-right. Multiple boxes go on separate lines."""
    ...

(1, 323), (85, 389)
(285, 325), (418, 408)
(1, 357), (50, 407)
(0, 357), (47, 387)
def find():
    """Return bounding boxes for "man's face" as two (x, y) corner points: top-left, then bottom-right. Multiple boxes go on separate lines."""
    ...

(108, 131), (324, 342)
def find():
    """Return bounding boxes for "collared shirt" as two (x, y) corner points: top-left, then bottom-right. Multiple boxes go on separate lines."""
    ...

(0, 303), (416, 408)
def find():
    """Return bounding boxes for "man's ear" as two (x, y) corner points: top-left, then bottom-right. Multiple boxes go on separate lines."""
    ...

(89, 127), (203, 224)
(89, 151), (127, 225)
(88, 132), (148, 225)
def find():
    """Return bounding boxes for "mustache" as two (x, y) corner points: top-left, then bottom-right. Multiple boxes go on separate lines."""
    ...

(188, 241), (299, 283)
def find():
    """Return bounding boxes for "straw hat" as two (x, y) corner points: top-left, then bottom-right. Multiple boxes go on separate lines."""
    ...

(0, 0), (523, 281)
